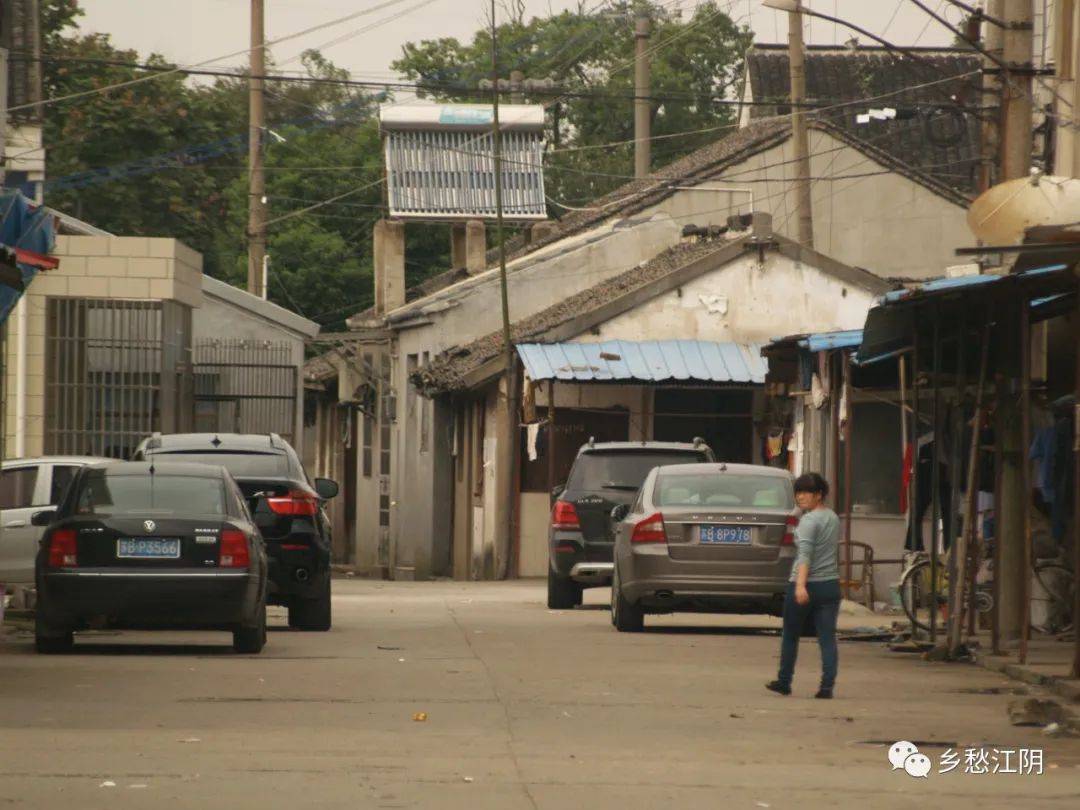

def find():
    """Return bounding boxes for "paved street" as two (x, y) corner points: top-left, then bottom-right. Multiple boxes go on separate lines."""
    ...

(2, 579), (1079, 809)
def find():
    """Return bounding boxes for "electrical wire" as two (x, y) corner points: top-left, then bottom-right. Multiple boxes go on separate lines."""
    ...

(7, 0), (434, 114)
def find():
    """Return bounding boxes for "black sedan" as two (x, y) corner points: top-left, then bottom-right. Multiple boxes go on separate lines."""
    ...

(32, 461), (269, 654)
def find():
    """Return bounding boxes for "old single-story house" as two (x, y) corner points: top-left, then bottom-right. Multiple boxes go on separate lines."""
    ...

(404, 213), (892, 579)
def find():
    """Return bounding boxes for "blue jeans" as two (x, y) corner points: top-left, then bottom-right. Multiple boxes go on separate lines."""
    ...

(777, 579), (841, 690)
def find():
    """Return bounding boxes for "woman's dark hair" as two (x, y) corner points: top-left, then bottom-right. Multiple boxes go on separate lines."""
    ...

(793, 472), (829, 497)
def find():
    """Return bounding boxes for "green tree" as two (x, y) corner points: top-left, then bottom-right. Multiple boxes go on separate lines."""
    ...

(40, 2), (448, 329)
(393, 1), (753, 206)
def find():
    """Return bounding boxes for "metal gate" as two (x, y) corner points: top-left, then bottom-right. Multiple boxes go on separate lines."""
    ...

(44, 297), (192, 458)
(193, 339), (297, 445)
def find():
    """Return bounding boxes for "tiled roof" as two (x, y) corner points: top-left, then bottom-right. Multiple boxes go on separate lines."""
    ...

(744, 44), (982, 194)
(414, 232), (893, 395)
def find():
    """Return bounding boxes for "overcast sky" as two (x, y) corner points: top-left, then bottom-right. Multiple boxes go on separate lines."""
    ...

(75, 1), (957, 81)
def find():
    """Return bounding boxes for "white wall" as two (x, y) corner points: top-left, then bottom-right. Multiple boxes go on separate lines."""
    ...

(642, 131), (969, 280)
(582, 249), (878, 345)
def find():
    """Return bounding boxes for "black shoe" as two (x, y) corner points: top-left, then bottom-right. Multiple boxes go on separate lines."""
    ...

(765, 680), (791, 696)
(815, 688), (833, 699)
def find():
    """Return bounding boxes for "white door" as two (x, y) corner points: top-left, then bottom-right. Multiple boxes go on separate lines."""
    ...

(0, 464), (46, 585)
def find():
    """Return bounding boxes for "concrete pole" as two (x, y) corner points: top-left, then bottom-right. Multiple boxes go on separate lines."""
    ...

(788, 4), (813, 248)
(979, 0), (1006, 192)
(491, 0), (516, 580)
(996, 0), (1034, 650)
(509, 70), (524, 104)
(634, 15), (651, 179)
(1001, 0), (1034, 180)
(247, 0), (267, 297)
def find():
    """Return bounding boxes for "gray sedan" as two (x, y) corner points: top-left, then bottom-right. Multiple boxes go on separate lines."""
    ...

(610, 463), (798, 632)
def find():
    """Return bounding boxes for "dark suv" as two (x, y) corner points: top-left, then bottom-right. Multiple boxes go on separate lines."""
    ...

(133, 433), (337, 630)
(547, 439), (714, 609)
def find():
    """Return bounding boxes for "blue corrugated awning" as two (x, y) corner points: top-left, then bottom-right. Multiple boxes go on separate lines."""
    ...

(516, 340), (767, 384)
(798, 329), (864, 353)
(878, 264), (1070, 305)
(856, 264), (1078, 364)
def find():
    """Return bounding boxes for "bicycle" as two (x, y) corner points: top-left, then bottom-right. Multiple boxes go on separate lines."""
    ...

(899, 552), (1074, 635)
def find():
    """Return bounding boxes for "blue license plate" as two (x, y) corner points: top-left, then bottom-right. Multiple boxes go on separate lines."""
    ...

(117, 538), (181, 559)
(699, 525), (752, 545)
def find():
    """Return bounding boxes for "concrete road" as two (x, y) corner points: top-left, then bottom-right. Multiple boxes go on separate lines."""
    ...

(1, 579), (1079, 809)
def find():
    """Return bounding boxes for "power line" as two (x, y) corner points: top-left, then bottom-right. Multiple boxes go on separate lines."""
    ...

(7, 0), (433, 114)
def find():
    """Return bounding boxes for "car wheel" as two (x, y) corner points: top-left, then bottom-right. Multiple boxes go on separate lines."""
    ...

(35, 629), (74, 654)
(288, 580), (332, 631)
(611, 566), (644, 633)
(234, 602), (267, 654)
(547, 566), (582, 609)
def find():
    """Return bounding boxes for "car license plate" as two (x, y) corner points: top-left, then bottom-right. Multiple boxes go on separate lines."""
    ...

(117, 538), (181, 559)
(699, 525), (752, 545)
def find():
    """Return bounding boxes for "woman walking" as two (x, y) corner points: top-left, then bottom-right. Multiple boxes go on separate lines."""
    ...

(766, 472), (842, 699)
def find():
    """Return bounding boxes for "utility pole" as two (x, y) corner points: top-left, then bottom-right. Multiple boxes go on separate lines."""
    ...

(247, 0), (267, 297)
(978, 0), (1006, 192)
(1000, 0), (1034, 181)
(995, 0), (1034, 650)
(787, 2), (813, 248)
(491, 0), (516, 580)
(509, 69), (524, 104)
(634, 14), (651, 178)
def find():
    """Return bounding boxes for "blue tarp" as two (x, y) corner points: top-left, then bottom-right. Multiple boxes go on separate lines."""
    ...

(0, 191), (56, 327)
(798, 329), (864, 353)
(516, 340), (768, 384)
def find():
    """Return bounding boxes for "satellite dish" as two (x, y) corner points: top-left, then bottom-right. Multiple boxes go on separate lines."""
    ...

(968, 171), (1080, 244)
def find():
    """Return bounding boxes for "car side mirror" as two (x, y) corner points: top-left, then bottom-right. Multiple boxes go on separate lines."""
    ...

(31, 510), (57, 527)
(314, 478), (339, 500)
(610, 504), (630, 523)
(551, 484), (565, 499)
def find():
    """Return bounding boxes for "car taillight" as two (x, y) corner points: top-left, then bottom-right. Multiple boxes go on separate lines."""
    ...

(219, 529), (251, 568)
(47, 528), (78, 568)
(267, 490), (319, 517)
(781, 515), (798, 546)
(551, 500), (581, 531)
(631, 512), (667, 544)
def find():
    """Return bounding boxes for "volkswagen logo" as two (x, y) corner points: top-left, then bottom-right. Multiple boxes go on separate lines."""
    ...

(143, 520), (157, 533)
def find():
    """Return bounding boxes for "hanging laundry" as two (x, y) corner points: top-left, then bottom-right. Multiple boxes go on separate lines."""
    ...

(526, 423), (541, 462)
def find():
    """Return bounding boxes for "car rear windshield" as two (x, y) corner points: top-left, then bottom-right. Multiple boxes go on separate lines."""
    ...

(150, 451), (289, 478)
(655, 472), (794, 509)
(566, 451), (705, 493)
(75, 473), (227, 516)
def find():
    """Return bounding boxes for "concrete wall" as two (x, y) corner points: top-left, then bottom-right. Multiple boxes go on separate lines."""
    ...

(641, 132), (969, 280)
(582, 249), (877, 345)
(193, 290), (309, 454)
(2, 236), (202, 457)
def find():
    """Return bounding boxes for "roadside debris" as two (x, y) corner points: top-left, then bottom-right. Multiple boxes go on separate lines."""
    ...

(1008, 698), (1067, 727)
(98, 781), (116, 788)
(412, 712), (428, 722)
